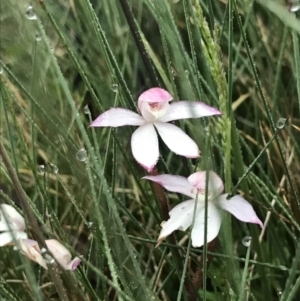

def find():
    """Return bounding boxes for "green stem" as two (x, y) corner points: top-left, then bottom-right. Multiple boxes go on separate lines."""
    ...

(233, 0), (300, 213)
(118, 0), (159, 86)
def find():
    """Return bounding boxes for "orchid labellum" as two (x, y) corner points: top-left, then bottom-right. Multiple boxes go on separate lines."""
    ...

(91, 87), (221, 171)
(144, 171), (263, 247)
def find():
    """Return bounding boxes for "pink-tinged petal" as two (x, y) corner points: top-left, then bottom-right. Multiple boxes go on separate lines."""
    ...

(154, 122), (200, 158)
(157, 200), (202, 246)
(138, 87), (173, 110)
(68, 257), (81, 270)
(0, 231), (28, 247)
(158, 101), (221, 122)
(18, 239), (47, 269)
(46, 239), (76, 270)
(131, 124), (159, 171)
(142, 174), (195, 198)
(188, 171), (224, 199)
(90, 108), (145, 127)
(0, 204), (25, 231)
(191, 203), (222, 248)
(217, 194), (263, 228)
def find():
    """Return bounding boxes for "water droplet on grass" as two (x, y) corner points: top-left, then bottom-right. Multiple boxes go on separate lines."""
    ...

(25, 5), (37, 20)
(276, 118), (286, 129)
(184, 69), (189, 76)
(291, 4), (300, 11)
(242, 236), (252, 247)
(83, 105), (90, 114)
(35, 34), (42, 42)
(111, 83), (119, 92)
(76, 148), (87, 162)
(44, 254), (55, 264)
(0, 66), (3, 74)
(37, 165), (45, 175)
(288, 0), (300, 11)
(49, 163), (58, 174)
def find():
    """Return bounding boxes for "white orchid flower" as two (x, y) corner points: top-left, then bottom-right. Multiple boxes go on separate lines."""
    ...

(0, 204), (28, 247)
(18, 238), (81, 271)
(143, 171), (263, 248)
(91, 87), (221, 171)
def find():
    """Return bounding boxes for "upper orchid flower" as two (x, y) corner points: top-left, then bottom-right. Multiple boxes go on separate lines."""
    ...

(18, 238), (81, 271)
(0, 204), (28, 247)
(143, 171), (263, 248)
(91, 88), (221, 171)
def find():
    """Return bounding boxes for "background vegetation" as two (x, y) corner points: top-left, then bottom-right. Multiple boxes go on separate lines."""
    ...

(1, 0), (300, 300)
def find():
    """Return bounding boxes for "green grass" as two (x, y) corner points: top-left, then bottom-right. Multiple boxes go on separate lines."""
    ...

(1, 0), (300, 300)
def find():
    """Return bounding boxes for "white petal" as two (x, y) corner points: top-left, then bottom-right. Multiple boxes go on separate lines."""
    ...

(46, 239), (81, 270)
(0, 204), (25, 231)
(154, 122), (200, 158)
(46, 239), (71, 257)
(0, 232), (14, 246)
(0, 219), (10, 231)
(157, 200), (202, 245)
(217, 194), (263, 227)
(191, 203), (222, 248)
(158, 101), (221, 122)
(142, 174), (195, 198)
(131, 124), (159, 171)
(188, 171), (224, 199)
(90, 108), (145, 127)
(0, 231), (28, 247)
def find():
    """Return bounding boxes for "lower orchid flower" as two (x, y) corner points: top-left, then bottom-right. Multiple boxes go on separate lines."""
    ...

(18, 238), (81, 271)
(143, 171), (263, 247)
(0, 204), (28, 247)
(91, 87), (221, 171)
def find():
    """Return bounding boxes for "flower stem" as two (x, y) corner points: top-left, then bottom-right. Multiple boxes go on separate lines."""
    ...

(149, 167), (170, 220)
(192, 238), (218, 290)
